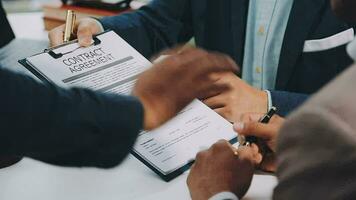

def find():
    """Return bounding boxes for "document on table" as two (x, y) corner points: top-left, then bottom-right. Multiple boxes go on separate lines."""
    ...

(20, 31), (237, 181)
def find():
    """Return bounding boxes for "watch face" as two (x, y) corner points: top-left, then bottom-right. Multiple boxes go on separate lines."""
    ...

(0, 156), (22, 169)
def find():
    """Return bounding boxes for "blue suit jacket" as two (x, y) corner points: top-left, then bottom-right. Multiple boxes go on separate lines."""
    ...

(100, 0), (355, 116)
(0, 69), (143, 168)
(0, 2), (144, 168)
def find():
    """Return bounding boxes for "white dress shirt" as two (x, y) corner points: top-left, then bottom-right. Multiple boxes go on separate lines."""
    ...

(209, 191), (239, 200)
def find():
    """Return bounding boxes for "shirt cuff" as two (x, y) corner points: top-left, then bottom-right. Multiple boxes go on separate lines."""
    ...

(209, 192), (239, 200)
(264, 90), (273, 112)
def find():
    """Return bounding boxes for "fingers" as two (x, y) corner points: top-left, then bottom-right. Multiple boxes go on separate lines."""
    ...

(214, 107), (230, 121)
(76, 18), (104, 47)
(234, 145), (256, 165)
(76, 18), (100, 47)
(179, 48), (240, 76)
(201, 52), (239, 74)
(77, 27), (93, 46)
(233, 121), (275, 140)
(48, 25), (66, 47)
(48, 18), (104, 47)
(239, 113), (264, 123)
(202, 94), (226, 109)
(197, 73), (232, 100)
(248, 143), (263, 166)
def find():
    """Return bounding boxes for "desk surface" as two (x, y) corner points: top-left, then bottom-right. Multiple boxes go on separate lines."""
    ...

(0, 156), (277, 200)
(2, 12), (278, 200)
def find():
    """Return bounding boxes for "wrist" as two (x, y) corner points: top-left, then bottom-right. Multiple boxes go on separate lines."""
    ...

(255, 90), (268, 113)
(136, 94), (159, 130)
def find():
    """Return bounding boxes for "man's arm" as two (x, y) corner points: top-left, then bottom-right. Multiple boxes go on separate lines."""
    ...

(274, 108), (356, 200)
(0, 69), (143, 168)
(99, 0), (193, 59)
(270, 91), (308, 116)
(85, 0), (193, 58)
(0, 47), (239, 168)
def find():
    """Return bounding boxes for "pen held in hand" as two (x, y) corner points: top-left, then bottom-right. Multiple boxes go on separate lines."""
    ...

(63, 10), (76, 43)
(238, 107), (277, 147)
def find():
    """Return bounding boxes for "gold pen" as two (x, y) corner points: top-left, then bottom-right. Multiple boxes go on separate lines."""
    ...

(63, 10), (76, 43)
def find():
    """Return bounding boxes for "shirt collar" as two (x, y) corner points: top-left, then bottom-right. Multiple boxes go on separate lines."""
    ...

(347, 39), (356, 61)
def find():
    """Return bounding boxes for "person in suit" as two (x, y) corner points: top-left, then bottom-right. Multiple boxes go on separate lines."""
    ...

(187, 0), (356, 199)
(0, 1), (238, 169)
(49, 0), (356, 122)
(187, 58), (356, 200)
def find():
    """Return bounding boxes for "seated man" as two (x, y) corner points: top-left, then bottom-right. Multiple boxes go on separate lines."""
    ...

(49, 0), (356, 121)
(187, 0), (356, 199)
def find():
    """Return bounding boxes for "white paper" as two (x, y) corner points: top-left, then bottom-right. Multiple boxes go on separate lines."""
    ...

(26, 31), (236, 175)
(133, 100), (236, 174)
(27, 31), (151, 94)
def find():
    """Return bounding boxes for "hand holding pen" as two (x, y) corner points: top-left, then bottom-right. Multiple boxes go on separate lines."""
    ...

(238, 107), (277, 147)
(234, 108), (285, 172)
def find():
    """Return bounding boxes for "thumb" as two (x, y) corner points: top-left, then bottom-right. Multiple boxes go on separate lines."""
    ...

(233, 122), (274, 140)
(77, 18), (103, 47)
(48, 25), (66, 47)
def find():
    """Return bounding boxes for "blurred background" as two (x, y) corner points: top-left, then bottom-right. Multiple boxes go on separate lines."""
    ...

(3, 0), (151, 40)
(3, 0), (57, 13)
(3, 0), (151, 13)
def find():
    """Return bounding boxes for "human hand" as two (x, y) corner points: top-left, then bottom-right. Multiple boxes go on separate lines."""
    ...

(48, 18), (104, 47)
(200, 73), (268, 122)
(132, 47), (239, 130)
(187, 140), (256, 200)
(234, 113), (285, 172)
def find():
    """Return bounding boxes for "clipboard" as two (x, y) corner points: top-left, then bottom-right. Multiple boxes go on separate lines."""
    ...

(18, 30), (238, 182)
(19, 31), (106, 85)
(131, 137), (238, 182)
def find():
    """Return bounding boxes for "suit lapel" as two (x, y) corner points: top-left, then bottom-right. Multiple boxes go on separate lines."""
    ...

(230, 0), (249, 67)
(276, 0), (325, 89)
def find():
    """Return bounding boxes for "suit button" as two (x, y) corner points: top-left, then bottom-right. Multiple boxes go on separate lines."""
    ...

(256, 66), (262, 73)
(258, 26), (265, 35)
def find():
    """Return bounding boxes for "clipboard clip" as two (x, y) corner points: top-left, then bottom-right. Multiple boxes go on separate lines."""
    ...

(46, 37), (102, 59)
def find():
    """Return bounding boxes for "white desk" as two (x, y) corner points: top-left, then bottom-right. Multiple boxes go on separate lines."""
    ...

(7, 12), (48, 40)
(2, 12), (278, 200)
(0, 156), (277, 200)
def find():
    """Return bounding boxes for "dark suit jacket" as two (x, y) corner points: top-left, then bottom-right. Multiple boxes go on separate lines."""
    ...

(0, 68), (143, 168)
(0, 2), (143, 168)
(100, 0), (355, 116)
(0, 1), (15, 48)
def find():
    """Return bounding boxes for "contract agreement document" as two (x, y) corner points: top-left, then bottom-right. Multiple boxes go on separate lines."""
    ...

(19, 31), (237, 181)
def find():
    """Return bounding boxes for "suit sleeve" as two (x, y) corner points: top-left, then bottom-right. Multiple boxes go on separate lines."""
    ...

(99, 0), (193, 59)
(0, 69), (144, 168)
(270, 90), (308, 117)
(274, 108), (356, 200)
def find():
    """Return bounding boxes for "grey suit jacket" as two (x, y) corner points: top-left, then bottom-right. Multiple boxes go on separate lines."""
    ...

(274, 65), (356, 199)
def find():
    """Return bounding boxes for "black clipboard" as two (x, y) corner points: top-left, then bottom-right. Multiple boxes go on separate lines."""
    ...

(19, 31), (107, 85)
(131, 137), (238, 182)
(18, 30), (238, 182)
